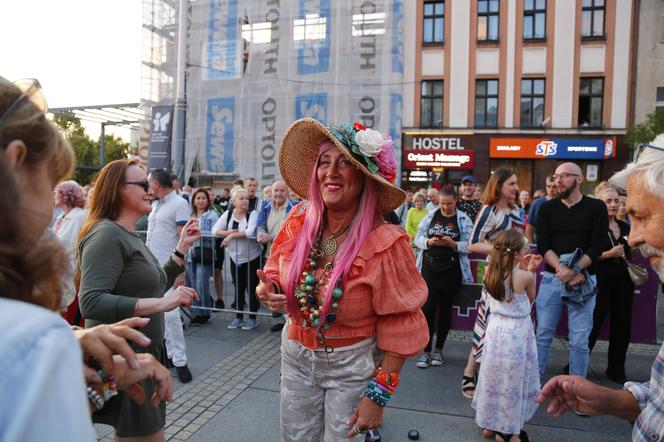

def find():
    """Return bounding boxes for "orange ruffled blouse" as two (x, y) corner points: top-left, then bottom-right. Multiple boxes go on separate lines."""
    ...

(263, 203), (429, 358)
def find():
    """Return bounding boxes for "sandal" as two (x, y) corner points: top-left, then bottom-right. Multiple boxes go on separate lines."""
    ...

(495, 431), (529, 442)
(462, 375), (476, 398)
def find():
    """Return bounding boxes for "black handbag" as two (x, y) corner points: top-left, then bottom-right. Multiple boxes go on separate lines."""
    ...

(191, 246), (214, 263)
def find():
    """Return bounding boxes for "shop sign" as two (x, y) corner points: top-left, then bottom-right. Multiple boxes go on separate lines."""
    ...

(489, 137), (616, 160)
(403, 149), (474, 169)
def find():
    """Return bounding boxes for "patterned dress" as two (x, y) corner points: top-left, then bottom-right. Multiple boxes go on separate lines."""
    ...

(470, 205), (525, 361)
(472, 289), (540, 435)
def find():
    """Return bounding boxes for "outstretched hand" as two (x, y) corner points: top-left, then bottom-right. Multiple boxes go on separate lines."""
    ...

(256, 269), (287, 312)
(111, 353), (173, 407)
(537, 375), (618, 418)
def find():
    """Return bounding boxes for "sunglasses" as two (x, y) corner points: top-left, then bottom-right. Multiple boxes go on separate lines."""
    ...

(0, 78), (48, 136)
(634, 142), (664, 163)
(126, 180), (150, 192)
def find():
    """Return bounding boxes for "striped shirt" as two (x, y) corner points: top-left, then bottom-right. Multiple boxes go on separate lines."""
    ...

(470, 205), (525, 245)
(625, 344), (664, 441)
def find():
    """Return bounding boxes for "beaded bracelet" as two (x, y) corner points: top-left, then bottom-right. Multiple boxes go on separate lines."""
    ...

(364, 379), (393, 407)
(87, 386), (105, 410)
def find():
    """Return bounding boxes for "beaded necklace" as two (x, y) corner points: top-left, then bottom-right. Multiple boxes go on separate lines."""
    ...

(294, 226), (346, 349)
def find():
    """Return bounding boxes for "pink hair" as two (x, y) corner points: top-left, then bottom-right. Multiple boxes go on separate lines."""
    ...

(55, 180), (86, 209)
(284, 142), (383, 331)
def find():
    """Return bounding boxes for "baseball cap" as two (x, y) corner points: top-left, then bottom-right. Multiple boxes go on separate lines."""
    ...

(461, 175), (477, 184)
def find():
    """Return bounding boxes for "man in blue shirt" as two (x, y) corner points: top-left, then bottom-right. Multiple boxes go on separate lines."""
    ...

(526, 173), (557, 244)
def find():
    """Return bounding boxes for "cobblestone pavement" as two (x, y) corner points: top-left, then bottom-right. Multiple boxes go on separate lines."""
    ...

(95, 312), (659, 441)
(97, 315), (282, 441)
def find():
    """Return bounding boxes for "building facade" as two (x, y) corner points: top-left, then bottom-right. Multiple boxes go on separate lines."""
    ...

(401, 0), (637, 194)
(633, 0), (664, 126)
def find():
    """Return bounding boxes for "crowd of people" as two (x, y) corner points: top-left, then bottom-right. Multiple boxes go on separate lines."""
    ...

(2, 74), (664, 442)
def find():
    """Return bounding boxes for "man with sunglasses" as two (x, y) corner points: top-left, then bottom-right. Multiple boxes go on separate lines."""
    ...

(535, 162), (610, 382)
(146, 169), (194, 383)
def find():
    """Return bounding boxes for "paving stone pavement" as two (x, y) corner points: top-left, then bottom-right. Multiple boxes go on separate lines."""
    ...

(95, 312), (660, 441)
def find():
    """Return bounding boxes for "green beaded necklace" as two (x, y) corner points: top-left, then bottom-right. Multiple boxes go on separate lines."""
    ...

(294, 227), (347, 340)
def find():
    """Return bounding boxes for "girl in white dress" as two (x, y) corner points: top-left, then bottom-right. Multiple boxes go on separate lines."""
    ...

(471, 230), (542, 442)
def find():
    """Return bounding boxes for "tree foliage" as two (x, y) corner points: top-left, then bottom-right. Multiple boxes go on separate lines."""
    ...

(52, 113), (131, 184)
(625, 110), (664, 149)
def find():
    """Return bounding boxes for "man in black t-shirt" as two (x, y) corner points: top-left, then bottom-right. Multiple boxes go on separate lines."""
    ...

(535, 162), (609, 379)
(457, 175), (482, 222)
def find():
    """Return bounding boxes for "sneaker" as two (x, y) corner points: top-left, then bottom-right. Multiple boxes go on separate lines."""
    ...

(416, 353), (431, 369)
(241, 319), (258, 330)
(176, 365), (193, 383)
(430, 352), (444, 366)
(227, 319), (244, 330)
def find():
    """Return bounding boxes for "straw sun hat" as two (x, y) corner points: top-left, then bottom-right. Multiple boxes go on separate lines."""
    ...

(278, 118), (405, 213)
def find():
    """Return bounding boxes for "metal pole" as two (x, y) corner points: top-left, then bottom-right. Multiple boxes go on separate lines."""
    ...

(171, 0), (187, 179)
(100, 122), (106, 166)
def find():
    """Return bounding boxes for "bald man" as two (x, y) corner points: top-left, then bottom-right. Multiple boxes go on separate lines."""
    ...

(535, 162), (610, 380)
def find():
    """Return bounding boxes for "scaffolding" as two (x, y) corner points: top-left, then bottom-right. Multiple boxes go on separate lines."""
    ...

(141, 0), (405, 186)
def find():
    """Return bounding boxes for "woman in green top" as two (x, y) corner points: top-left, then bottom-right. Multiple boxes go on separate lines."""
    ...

(78, 159), (201, 441)
(406, 192), (428, 240)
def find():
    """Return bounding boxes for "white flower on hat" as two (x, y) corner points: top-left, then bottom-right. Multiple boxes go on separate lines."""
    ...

(354, 128), (384, 157)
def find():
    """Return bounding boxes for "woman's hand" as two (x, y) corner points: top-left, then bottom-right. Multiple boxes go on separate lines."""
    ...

(162, 286), (199, 312)
(73, 317), (152, 375)
(221, 236), (232, 247)
(526, 254), (543, 272)
(111, 353), (173, 407)
(346, 396), (384, 437)
(256, 270), (287, 312)
(176, 219), (202, 252)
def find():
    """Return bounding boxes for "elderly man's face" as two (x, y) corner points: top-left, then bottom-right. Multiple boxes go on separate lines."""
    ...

(626, 174), (664, 279)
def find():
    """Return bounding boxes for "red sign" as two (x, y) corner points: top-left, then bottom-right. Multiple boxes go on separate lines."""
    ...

(403, 149), (474, 170)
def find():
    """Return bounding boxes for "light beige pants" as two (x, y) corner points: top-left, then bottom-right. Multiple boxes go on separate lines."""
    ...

(279, 327), (380, 442)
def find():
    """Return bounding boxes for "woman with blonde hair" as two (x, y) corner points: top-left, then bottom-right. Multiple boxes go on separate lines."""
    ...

(78, 159), (201, 441)
(212, 186), (262, 330)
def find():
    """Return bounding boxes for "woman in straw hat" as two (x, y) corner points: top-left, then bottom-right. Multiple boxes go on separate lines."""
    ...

(256, 118), (428, 441)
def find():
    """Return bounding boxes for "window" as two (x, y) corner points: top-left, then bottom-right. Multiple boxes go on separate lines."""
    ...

(420, 80), (444, 128)
(520, 79), (545, 127)
(475, 79), (498, 128)
(578, 77), (603, 127)
(477, 0), (500, 41)
(423, 2), (444, 44)
(656, 87), (664, 123)
(523, 0), (546, 40)
(581, 0), (604, 38)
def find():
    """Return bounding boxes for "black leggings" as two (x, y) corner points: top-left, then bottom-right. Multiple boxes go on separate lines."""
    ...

(230, 257), (261, 320)
(422, 286), (458, 353)
(588, 263), (634, 375)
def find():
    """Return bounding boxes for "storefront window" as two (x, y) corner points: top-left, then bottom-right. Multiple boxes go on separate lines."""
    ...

(475, 79), (498, 128)
(578, 77), (603, 128)
(420, 80), (444, 128)
(520, 78), (545, 128)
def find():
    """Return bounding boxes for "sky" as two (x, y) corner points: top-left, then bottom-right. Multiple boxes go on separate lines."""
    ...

(1, 0), (143, 139)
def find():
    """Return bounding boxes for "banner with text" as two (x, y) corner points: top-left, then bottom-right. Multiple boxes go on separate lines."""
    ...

(148, 105), (174, 170)
(490, 137), (617, 160)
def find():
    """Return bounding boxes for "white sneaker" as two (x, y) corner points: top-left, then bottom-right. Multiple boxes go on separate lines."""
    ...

(416, 353), (431, 369)
(241, 319), (258, 330)
(430, 352), (444, 366)
(227, 319), (244, 330)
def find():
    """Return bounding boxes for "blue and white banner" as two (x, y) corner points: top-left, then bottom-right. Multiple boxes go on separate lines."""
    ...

(207, 0), (241, 79)
(295, 93), (328, 125)
(391, 0), (404, 74)
(296, 0), (331, 75)
(390, 93), (403, 185)
(206, 97), (235, 172)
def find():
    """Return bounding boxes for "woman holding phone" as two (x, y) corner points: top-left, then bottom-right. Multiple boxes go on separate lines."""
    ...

(414, 186), (474, 368)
